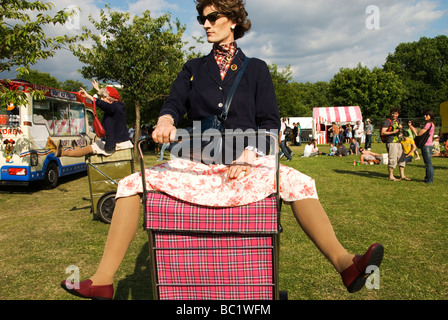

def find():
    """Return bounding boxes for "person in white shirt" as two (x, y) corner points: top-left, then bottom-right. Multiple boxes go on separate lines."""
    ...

(303, 139), (319, 157)
(353, 120), (364, 145)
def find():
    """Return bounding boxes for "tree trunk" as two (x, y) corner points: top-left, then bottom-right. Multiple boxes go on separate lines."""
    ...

(133, 99), (141, 162)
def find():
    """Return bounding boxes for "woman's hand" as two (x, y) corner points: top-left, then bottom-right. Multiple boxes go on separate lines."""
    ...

(78, 87), (94, 102)
(227, 149), (257, 180)
(152, 116), (177, 143)
(92, 80), (100, 92)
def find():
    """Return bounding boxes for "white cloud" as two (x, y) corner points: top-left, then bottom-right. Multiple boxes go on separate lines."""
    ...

(238, 0), (445, 82)
(2, 0), (445, 85)
(126, 0), (178, 16)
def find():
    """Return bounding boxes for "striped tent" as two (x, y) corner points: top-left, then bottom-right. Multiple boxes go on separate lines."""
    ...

(313, 107), (363, 144)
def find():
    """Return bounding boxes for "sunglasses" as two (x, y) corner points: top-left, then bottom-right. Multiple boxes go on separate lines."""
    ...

(197, 11), (225, 25)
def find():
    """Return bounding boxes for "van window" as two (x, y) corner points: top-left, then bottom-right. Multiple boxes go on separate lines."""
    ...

(53, 100), (70, 135)
(33, 100), (54, 133)
(69, 104), (86, 135)
(33, 98), (87, 136)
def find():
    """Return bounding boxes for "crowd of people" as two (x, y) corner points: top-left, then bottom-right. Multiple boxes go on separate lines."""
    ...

(281, 107), (444, 184)
(326, 120), (368, 148)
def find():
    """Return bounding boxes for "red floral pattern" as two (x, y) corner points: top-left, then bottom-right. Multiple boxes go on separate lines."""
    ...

(116, 156), (318, 207)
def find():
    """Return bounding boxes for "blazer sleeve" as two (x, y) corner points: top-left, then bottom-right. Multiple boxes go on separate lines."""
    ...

(159, 61), (195, 126)
(96, 99), (115, 114)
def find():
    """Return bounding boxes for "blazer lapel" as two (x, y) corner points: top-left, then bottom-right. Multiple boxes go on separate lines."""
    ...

(203, 52), (222, 85)
(222, 50), (246, 84)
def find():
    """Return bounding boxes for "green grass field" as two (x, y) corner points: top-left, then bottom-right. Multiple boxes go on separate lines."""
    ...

(0, 142), (447, 300)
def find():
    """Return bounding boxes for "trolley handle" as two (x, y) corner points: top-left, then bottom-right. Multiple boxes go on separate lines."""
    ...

(136, 130), (280, 196)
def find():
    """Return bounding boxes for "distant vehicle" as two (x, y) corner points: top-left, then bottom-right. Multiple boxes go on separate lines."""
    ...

(1, 79), (97, 189)
(441, 100), (448, 141)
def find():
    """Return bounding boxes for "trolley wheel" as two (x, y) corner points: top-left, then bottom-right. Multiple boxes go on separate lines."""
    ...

(43, 162), (59, 190)
(97, 192), (116, 224)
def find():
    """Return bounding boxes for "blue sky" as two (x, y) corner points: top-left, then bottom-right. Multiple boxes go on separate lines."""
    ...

(3, 0), (447, 85)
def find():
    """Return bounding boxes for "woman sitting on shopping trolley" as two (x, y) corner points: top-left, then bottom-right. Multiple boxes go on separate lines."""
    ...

(61, 0), (383, 300)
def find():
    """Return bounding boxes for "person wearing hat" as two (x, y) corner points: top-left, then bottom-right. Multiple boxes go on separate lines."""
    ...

(57, 80), (132, 157)
(431, 135), (441, 156)
(365, 118), (373, 150)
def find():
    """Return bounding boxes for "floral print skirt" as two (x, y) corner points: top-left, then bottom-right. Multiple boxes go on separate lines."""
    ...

(116, 156), (318, 207)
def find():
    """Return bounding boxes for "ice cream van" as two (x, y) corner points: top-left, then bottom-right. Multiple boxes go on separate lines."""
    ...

(1, 80), (96, 189)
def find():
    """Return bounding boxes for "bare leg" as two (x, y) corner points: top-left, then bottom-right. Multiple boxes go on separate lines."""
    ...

(388, 167), (400, 181)
(90, 195), (141, 285)
(61, 145), (94, 157)
(399, 166), (410, 180)
(415, 150), (420, 160)
(291, 199), (354, 273)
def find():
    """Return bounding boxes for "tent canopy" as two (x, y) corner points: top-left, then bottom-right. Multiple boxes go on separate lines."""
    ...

(313, 106), (363, 124)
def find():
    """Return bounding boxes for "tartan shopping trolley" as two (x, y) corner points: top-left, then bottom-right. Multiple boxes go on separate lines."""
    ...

(137, 131), (286, 300)
(87, 147), (134, 224)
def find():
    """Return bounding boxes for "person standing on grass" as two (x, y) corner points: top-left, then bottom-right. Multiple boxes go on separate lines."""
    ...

(330, 122), (340, 145)
(409, 110), (435, 183)
(353, 120), (364, 145)
(365, 119), (373, 150)
(381, 108), (405, 181)
(280, 117), (293, 161)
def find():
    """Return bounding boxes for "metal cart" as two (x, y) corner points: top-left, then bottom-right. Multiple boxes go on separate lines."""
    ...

(87, 148), (134, 224)
(137, 132), (285, 300)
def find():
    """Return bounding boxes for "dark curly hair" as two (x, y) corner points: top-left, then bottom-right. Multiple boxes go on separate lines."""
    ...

(195, 0), (252, 40)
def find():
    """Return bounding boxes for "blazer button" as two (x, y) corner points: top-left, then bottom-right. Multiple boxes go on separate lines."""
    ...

(218, 103), (224, 108)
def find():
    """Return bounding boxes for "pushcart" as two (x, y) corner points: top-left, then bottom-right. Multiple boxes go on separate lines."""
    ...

(87, 148), (134, 224)
(137, 131), (286, 300)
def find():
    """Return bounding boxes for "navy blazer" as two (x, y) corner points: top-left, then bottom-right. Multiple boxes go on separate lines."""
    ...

(160, 49), (280, 133)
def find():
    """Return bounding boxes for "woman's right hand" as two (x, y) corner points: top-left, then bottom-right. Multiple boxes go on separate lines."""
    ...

(78, 87), (94, 102)
(152, 116), (177, 143)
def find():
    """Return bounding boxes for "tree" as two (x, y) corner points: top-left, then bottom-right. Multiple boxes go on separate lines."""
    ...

(18, 68), (85, 92)
(60, 79), (85, 92)
(1, 0), (80, 107)
(71, 5), (187, 158)
(329, 63), (404, 120)
(293, 81), (331, 115)
(18, 69), (60, 88)
(268, 64), (314, 117)
(384, 36), (448, 117)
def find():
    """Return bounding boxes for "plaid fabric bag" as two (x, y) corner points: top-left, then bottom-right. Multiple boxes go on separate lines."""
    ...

(145, 192), (280, 300)
(145, 192), (279, 234)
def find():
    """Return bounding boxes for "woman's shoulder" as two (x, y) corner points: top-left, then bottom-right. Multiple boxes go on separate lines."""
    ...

(244, 57), (269, 69)
(185, 56), (207, 66)
(424, 122), (435, 129)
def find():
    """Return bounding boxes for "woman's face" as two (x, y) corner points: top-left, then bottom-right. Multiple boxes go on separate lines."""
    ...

(202, 5), (236, 45)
